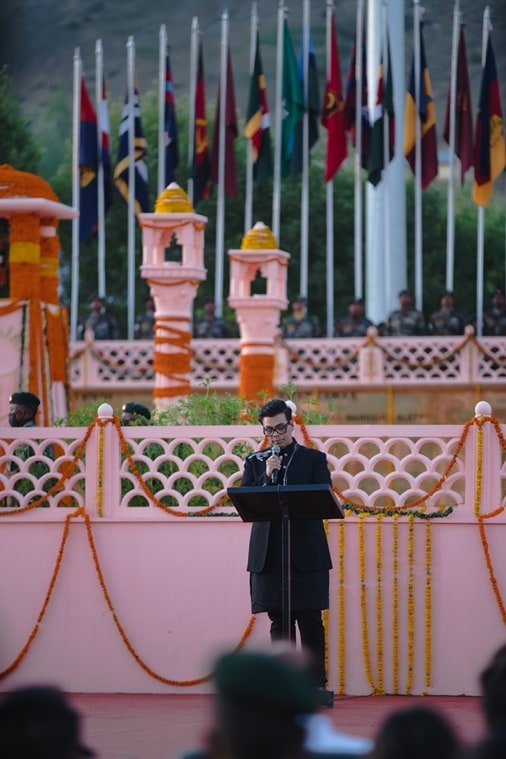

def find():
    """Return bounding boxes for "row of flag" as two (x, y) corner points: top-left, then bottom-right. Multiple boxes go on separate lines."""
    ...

(78, 9), (505, 241)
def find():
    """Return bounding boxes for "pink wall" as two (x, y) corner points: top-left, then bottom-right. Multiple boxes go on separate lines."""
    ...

(1, 411), (506, 695)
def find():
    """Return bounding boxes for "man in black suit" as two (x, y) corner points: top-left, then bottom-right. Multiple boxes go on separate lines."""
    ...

(241, 399), (333, 689)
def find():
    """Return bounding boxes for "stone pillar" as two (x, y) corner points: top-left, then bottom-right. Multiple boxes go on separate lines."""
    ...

(228, 222), (290, 400)
(0, 166), (77, 424)
(139, 184), (207, 407)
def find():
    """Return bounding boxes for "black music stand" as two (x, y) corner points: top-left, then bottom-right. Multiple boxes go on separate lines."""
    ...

(227, 484), (344, 707)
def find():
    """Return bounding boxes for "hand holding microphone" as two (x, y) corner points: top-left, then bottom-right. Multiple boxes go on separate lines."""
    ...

(270, 444), (282, 485)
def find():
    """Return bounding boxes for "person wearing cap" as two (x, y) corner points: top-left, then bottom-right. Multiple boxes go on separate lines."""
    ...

(8, 391), (40, 427)
(334, 297), (374, 338)
(134, 295), (155, 339)
(428, 291), (465, 336)
(0, 684), (95, 758)
(281, 296), (321, 339)
(385, 290), (426, 336)
(193, 297), (234, 339)
(241, 399), (333, 694)
(482, 287), (506, 336)
(78, 295), (120, 340)
(121, 401), (151, 426)
(196, 647), (319, 759)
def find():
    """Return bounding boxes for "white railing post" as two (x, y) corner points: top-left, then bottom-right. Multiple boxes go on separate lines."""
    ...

(471, 401), (503, 518)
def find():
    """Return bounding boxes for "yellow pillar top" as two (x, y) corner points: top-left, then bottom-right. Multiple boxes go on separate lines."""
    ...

(155, 182), (194, 214)
(240, 221), (278, 250)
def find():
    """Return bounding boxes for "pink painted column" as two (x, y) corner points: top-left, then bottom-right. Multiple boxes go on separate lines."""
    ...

(228, 222), (290, 399)
(139, 184), (207, 407)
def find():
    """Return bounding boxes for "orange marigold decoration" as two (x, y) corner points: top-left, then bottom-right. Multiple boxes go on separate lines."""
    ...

(46, 306), (68, 384)
(40, 223), (60, 304)
(239, 352), (274, 400)
(153, 315), (192, 399)
(9, 214), (41, 300)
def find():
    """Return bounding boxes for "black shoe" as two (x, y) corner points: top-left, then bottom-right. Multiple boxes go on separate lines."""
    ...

(316, 686), (334, 708)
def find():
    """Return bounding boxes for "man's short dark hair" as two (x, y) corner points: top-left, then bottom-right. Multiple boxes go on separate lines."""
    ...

(258, 399), (292, 424)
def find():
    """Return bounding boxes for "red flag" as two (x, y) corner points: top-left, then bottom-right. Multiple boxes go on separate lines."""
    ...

(210, 46), (238, 199)
(404, 23), (438, 190)
(472, 32), (505, 207)
(443, 25), (473, 184)
(191, 40), (210, 206)
(321, 11), (347, 182)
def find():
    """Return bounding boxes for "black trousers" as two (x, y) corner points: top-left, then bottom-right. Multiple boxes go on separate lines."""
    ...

(267, 608), (327, 686)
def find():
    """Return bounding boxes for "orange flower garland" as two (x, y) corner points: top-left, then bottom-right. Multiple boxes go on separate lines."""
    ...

(0, 506), (256, 684)
(239, 352), (275, 400)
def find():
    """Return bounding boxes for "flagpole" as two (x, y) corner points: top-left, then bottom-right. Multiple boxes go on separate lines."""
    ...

(245, 3), (258, 234)
(381, 3), (391, 312)
(158, 25), (167, 195)
(475, 6), (490, 339)
(413, 0), (423, 312)
(354, 0), (364, 298)
(95, 39), (106, 298)
(325, 2), (334, 338)
(445, 2), (460, 293)
(71, 47), (82, 343)
(214, 11), (229, 319)
(188, 17), (199, 204)
(127, 36), (136, 340)
(299, 0), (310, 298)
(272, 0), (285, 242)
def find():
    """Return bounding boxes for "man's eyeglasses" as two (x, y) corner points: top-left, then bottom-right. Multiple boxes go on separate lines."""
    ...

(262, 422), (291, 437)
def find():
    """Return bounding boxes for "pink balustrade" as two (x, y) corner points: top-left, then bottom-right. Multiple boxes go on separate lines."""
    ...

(69, 332), (506, 391)
(1, 401), (505, 695)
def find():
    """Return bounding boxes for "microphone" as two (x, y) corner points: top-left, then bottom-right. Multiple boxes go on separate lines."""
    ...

(271, 445), (281, 485)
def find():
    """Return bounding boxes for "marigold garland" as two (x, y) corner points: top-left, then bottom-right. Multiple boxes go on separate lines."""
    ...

(405, 515), (415, 694)
(0, 508), (75, 680)
(425, 520), (432, 692)
(376, 514), (384, 695)
(97, 423), (104, 517)
(113, 416), (220, 517)
(239, 352), (274, 400)
(333, 417), (476, 515)
(392, 515), (400, 694)
(337, 518), (346, 695)
(358, 513), (378, 693)
(2, 410), (506, 694)
(0, 506), (256, 684)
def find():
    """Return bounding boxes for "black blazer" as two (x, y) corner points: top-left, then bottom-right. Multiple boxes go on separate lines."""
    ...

(242, 442), (333, 574)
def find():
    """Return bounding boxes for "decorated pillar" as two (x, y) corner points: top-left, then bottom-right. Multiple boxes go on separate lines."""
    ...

(228, 222), (290, 400)
(0, 165), (77, 423)
(139, 183), (207, 407)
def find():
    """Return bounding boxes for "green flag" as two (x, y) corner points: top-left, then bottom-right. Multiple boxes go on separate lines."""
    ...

(281, 19), (304, 178)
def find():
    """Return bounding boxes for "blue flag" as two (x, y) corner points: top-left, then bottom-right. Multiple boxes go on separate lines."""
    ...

(114, 86), (149, 215)
(79, 76), (98, 240)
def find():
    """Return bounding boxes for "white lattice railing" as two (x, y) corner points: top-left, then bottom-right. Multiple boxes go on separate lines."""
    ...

(69, 331), (506, 391)
(1, 402), (504, 519)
